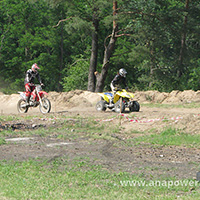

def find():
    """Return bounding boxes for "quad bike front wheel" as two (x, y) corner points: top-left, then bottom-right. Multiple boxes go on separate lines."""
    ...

(114, 100), (125, 113)
(17, 99), (28, 113)
(96, 100), (107, 111)
(129, 101), (140, 112)
(39, 98), (51, 114)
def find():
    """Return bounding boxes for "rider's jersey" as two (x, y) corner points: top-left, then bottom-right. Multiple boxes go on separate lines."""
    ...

(111, 74), (127, 88)
(24, 69), (42, 85)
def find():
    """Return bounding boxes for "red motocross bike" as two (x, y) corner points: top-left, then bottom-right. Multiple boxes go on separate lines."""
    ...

(17, 84), (51, 114)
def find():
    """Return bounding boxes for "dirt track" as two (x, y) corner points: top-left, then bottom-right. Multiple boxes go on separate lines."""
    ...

(0, 90), (200, 180)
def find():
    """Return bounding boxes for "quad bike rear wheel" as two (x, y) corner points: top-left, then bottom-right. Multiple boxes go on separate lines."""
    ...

(17, 99), (28, 113)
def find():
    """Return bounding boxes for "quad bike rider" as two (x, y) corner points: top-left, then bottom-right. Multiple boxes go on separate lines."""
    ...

(24, 63), (44, 106)
(110, 68), (128, 105)
(96, 68), (140, 113)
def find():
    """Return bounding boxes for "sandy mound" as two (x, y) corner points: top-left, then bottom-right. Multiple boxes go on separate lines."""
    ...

(133, 90), (200, 104)
(48, 90), (100, 111)
(51, 89), (200, 106)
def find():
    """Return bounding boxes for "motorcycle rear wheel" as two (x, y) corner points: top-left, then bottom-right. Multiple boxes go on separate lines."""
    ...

(17, 99), (28, 113)
(39, 98), (51, 114)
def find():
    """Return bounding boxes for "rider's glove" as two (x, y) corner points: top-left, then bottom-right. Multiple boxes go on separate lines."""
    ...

(41, 83), (44, 87)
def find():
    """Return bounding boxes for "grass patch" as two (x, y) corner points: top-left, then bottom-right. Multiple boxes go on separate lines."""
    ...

(0, 115), (121, 141)
(0, 137), (6, 145)
(0, 159), (199, 200)
(0, 115), (42, 122)
(0, 115), (20, 122)
(1, 114), (200, 199)
(131, 127), (200, 147)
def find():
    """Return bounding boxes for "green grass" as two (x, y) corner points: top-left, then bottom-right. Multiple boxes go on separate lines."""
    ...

(1, 114), (200, 199)
(0, 115), (121, 142)
(0, 115), (20, 122)
(130, 127), (200, 147)
(0, 115), (41, 122)
(0, 159), (199, 200)
(0, 137), (6, 145)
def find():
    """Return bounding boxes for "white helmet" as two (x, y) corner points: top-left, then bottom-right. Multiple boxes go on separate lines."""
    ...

(32, 63), (40, 72)
(119, 68), (127, 77)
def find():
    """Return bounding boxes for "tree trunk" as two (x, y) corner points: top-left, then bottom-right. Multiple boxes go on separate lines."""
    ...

(95, 1), (118, 92)
(177, 0), (189, 77)
(58, 22), (64, 91)
(149, 40), (155, 88)
(87, 15), (99, 92)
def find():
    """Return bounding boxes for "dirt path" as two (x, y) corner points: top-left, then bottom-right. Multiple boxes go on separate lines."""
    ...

(1, 134), (199, 180)
(0, 91), (200, 180)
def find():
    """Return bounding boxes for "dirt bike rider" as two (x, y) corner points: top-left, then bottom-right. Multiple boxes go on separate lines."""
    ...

(110, 68), (128, 105)
(24, 63), (44, 105)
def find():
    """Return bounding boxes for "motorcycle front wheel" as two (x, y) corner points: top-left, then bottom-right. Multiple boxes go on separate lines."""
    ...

(39, 98), (51, 114)
(17, 99), (28, 113)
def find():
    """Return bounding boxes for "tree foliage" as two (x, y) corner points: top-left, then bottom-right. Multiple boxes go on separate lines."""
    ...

(0, 0), (199, 94)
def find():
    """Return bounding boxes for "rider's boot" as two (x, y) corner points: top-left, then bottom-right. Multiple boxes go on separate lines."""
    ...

(109, 97), (114, 106)
(25, 96), (30, 106)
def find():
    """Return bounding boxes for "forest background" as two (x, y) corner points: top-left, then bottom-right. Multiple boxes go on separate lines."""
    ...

(0, 0), (199, 94)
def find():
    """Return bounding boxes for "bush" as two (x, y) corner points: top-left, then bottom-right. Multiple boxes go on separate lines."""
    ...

(62, 58), (89, 92)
